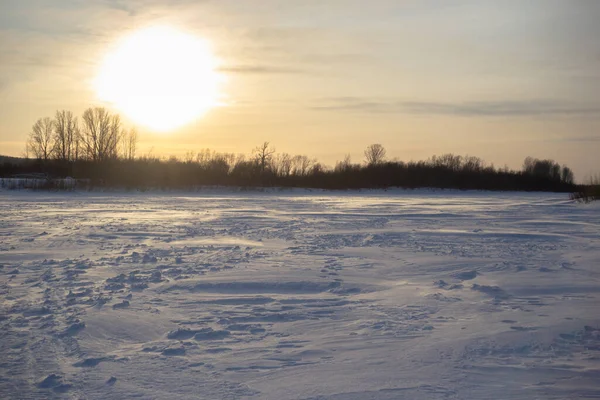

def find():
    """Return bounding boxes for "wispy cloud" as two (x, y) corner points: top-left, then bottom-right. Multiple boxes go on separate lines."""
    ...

(555, 135), (600, 143)
(312, 97), (600, 117)
(218, 65), (305, 74)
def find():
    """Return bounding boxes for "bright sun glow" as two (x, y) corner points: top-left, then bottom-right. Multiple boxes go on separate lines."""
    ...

(95, 26), (223, 131)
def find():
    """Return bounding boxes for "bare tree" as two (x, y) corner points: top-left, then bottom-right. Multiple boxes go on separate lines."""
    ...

(121, 127), (138, 160)
(462, 155), (484, 172)
(310, 162), (325, 175)
(53, 110), (78, 161)
(431, 154), (462, 171)
(73, 131), (81, 161)
(80, 107), (122, 161)
(221, 153), (237, 172)
(335, 154), (353, 173)
(196, 148), (213, 166)
(274, 153), (293, 177)
(27, 117), (55, 161)
(233, 153), (246, 172)
(183, 150), (196, 163)
(292, 155), (314, 176)
(364, 144), (386, 165)
(253, 142), (276, 172)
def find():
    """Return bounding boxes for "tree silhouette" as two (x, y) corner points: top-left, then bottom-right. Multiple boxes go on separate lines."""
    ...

(561, 166), (574, 185)
(253, 142), (275, 172)
(274, 153), (293, 177)
(53, 110), (79, 161)
(292, 155), (314, 176)
(364, 144), (386, 165)
(27, 117), (54, 161)
(121, 127), (138, 160)
(80, 107), (122, 161)
(522, 157), (572, 183)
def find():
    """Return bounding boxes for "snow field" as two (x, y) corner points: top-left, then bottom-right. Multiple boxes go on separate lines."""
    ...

(0, 190), (599, 399)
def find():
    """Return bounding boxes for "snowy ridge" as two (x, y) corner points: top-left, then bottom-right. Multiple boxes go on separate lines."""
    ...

(0, 191), (599, 399)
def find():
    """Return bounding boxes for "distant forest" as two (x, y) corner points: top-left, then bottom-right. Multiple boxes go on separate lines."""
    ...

(0, 107), (580, 193)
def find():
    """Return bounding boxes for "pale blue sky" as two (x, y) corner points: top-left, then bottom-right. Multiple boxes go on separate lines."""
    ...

(1, 0), (599, 178)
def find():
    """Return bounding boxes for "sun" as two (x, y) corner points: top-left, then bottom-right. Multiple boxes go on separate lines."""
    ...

(95, 26), (223, 131)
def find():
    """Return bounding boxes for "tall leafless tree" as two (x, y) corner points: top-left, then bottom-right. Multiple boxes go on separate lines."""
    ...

(184, 151), (196, 163)
(273, 153), (293, 177)
(253, 142), (276, 172)
(53, 110), (79, 161)
(335, 154), (353, 173)
(27, 117), (55, 161)
(364, 144), (386, 165)
(121, 127), (138, 160)
(80, 107), (122, 161)
(291, 155), (314, 176)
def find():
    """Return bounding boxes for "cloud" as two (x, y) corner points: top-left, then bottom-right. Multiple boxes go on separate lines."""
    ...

(311, 97), (600, 117)
(218, 65), (306, 74)
(556, 135), (600, 143)
(102, 0), (211, 16)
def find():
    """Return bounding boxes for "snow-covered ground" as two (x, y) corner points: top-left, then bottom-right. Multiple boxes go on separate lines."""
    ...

(1, 190), (599, 399)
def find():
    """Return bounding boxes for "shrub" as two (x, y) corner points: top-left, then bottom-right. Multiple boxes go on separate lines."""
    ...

(570, 175), (600, 203)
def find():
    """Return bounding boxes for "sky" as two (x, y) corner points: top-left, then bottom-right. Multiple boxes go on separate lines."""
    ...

(1, 0), (599, 179)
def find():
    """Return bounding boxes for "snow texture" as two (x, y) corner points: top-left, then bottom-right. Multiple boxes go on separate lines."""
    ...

(0, 189), (599, 399)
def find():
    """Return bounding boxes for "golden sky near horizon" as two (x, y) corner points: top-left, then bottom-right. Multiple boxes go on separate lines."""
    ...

(0, 1), (599, 179)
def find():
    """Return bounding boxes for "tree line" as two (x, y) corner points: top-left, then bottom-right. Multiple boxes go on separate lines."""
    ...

(25, 108), (138, 162)
(1, 108), (578, 192)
